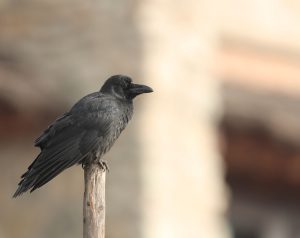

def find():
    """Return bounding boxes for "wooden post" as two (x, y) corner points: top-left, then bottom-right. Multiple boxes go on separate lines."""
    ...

(83, 163), (106, 238)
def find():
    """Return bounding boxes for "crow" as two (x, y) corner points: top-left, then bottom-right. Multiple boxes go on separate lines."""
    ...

(13, 75), (153, 197)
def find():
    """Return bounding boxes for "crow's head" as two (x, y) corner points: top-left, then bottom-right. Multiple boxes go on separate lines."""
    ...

(101, 75), (153, 100)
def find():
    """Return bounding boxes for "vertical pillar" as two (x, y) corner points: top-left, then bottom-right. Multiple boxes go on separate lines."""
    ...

(137, 1), (230, 238)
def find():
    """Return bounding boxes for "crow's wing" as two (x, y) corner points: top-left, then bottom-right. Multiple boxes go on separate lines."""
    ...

(13, 93), (113, 197)
(34, 92), (110, 149)
(34, 112), (73, 149)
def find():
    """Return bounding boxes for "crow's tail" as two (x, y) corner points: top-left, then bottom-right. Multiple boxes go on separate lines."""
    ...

(13, 137), (85, 197)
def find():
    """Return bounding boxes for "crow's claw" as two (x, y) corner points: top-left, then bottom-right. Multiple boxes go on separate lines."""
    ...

(97, 159), (109, 172)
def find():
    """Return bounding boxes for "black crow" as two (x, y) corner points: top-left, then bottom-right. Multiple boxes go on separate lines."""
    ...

(13, 75), (153, 197)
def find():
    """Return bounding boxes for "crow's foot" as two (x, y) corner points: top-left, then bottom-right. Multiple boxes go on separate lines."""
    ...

(97, 159), (109, 172)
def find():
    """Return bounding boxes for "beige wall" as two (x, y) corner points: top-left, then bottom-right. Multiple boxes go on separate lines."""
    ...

(137, 1), (229, 237)
(221, 0), (300, 50)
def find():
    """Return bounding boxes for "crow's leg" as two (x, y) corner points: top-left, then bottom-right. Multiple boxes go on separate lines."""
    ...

(81, 154), (94, 169)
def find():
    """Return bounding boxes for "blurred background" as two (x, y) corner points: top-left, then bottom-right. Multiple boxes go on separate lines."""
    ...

(1, 0), (300, 238)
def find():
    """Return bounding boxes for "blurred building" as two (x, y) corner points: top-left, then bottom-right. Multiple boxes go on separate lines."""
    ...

(218, 1), (300, 238)
(0, 1), (228, 238)
(1, 1), (300, 238)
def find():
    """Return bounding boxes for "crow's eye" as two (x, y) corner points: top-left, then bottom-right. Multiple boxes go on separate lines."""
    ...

(123, 79), (132, 89)
(126, 82), (132, 89)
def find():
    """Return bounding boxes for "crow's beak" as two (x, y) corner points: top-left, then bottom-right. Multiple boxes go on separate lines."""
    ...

(129, 83), (153, 96)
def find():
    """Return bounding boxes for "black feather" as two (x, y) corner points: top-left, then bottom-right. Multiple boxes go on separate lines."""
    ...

(13, 75), (152, 197)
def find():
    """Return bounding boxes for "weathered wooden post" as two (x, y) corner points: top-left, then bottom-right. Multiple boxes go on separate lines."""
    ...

(83, 164), (106, 238)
